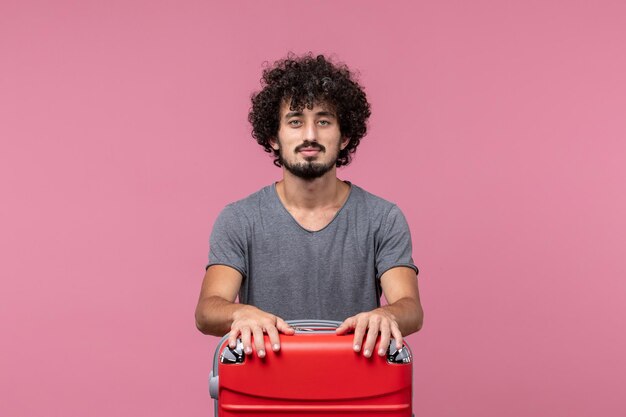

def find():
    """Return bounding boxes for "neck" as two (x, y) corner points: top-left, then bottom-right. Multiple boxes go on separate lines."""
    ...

(276, 168), (348, 210)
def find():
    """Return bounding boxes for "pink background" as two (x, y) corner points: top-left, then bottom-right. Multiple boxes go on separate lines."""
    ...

(2, 1), (625, 416)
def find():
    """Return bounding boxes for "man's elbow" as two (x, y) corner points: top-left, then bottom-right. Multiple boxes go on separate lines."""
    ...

(414, 308), (424, 333)
(194, 306), (212, 335)
(405, 300), (424, 335)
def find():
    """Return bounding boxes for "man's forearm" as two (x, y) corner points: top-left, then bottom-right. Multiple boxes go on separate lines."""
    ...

(196, 296), (295, 357)
(378, 297), (424, 336)
(195, 295), (251, 336)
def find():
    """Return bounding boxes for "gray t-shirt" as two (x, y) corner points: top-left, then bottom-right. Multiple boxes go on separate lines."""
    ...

(207, 182), (418, 321)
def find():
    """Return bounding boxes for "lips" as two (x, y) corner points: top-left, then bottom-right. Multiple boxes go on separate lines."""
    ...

(299, 148), (321, 157)
(295, 141), (325, 158)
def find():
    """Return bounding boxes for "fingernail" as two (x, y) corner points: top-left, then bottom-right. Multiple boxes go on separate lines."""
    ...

(245, 347), (252, 354)
(353, 344), (360, 352)
(273, 344), (280, 351)
(379, 349), (385, 356)
(258, 350), (265, 358)
(364, 349), (371, 357)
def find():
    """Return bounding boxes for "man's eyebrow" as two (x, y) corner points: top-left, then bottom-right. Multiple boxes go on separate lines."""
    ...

(284, 110), (337, 119)
(284, 111), (303, 119)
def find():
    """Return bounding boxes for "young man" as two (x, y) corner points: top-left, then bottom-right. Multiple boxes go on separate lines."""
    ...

(195, 54), (423, 360)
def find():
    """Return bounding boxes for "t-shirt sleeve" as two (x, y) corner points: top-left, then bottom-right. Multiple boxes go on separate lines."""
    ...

(375, 205), (419, 280)
(206, 204), (248, 278)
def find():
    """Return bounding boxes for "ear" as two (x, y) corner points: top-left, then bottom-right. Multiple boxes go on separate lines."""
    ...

(269, 137), (280, 151)
(340, 136), (350, 150)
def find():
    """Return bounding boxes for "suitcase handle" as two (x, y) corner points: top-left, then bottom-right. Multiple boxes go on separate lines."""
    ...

(286, 319), (342, 333)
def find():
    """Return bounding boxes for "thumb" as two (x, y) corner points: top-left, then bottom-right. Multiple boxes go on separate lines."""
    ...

(335, 318), (354, 335)
(276, 318), (295, 334)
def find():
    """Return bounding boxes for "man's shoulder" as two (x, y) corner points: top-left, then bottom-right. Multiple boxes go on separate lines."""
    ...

(350, 183), (399, 212)
(349, 184), (413, 242)
(221, 184), (274, 214)
(212, 184), (274, 234)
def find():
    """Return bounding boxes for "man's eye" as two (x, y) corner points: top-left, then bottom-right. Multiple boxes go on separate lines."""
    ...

(288, 120), (302, 126)
(318, 120), (331, 126)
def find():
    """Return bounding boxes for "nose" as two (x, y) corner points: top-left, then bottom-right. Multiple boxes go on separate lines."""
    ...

(303, 121), (317, 142)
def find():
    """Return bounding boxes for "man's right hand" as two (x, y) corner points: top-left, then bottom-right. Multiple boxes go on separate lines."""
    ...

(228, 305), (295, 358)
(195, 265), (295, 357)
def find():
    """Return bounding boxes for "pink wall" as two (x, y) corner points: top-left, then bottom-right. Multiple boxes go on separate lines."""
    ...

(2, 1), (625, 416)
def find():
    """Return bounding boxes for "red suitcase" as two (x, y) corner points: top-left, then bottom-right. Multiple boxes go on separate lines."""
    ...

(209, 320), (414, 416)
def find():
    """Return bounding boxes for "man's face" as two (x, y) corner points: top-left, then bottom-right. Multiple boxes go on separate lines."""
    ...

(272, 100), (348, 180)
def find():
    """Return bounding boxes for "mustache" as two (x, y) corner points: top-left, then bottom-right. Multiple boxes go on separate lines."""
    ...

(295, 141), (325, 152)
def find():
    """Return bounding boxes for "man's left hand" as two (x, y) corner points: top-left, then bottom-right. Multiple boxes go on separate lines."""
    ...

(335, 308), (403, 358)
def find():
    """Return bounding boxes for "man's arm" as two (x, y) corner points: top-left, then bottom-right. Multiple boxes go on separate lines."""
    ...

(195, 265), (294, 357)
(335, 266), (423, 357)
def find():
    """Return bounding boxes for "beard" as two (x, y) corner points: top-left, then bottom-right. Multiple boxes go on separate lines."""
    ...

(278, 141), (339, 180)
(282, 157), (337, 180)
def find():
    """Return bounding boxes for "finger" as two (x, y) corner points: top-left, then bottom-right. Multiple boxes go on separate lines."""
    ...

(276, 318), (295, 334)
(335, 317), (353, 335)
(378, 321), (391, 356)
(352, 316), (368, 353)
(391, 324), (403, 349)
(241, 327), (252, 355)
(362, 317), (381, 358)
(266, 325), (281, 352)
(252, 326), (266, 358)
(228, 328), (240, 349)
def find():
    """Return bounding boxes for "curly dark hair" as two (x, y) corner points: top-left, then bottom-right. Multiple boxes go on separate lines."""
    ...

(248, 53), (371, 167)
